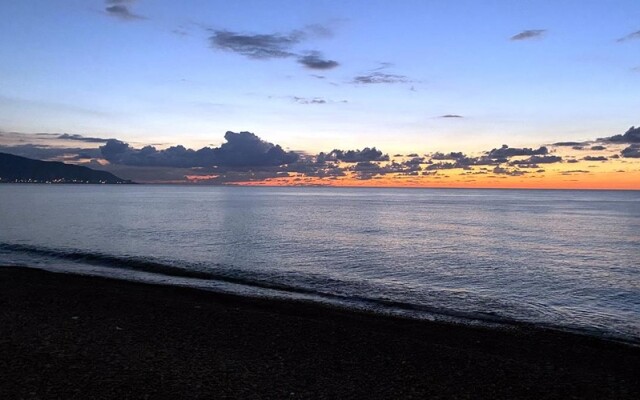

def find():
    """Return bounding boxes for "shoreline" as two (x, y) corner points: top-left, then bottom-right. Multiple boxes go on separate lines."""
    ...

(5, 260), (638, 346)
(1, 266), (639, 398)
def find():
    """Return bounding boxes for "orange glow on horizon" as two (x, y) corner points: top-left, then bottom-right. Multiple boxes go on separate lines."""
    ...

(227, 169), (640, 190)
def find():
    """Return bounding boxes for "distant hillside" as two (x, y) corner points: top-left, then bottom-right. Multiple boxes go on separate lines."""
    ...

(0, 152), (133, 184)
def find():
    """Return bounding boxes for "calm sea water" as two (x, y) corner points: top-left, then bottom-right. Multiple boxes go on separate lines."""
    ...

(1, 185), (639, 341)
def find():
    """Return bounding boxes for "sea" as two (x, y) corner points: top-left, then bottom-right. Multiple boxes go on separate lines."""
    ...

(1, 185), (639, 342)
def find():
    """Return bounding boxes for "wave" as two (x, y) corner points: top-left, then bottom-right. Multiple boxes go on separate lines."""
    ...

(0, 242), (517, 322)
(2, 242), (638, 344)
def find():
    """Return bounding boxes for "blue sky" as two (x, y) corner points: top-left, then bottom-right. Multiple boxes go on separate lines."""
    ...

(0, 0), (638, 154)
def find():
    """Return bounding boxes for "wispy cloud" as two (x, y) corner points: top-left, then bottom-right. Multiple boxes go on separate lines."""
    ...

(58, 134), (111, 143)
(208, 25), (340, 72)
(292, 97), (327, 105)
(290, 96), (347, 105)
(209, 30), (303, 59)
(617, 30), (640, 43)
(510, 29), (546, 41)
(105, 0), (144, 21)
(439, 114), (463, 118)
(352, 72), (409, 84)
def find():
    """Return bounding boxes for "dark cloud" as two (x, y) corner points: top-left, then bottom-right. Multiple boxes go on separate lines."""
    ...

(105, 0), (143, 20)
(516, 163), (541, 169)
(297, 52), (339, 70)
(552, 141), (588, 147)
(209, 30), (302, 59)
(617, 30), (640, 43)
(599, 126), (640, 144)
(517, 155), (562, 164)
(621, 144), (640, 158)
(58, 133), (111, 143)
(486, 144), (548, 159)
(439, 114), (463, 118)
(208, 26), (338, 69)
(583, 156), (608, 162)
(431, 152), (466, 160)
(590, 145), (606, 151)
(492, 166), (527, 176)
(426, 151), (500, 170)
(352, 72), (409, 84)
(100, 131), (298, 168)
(561, 170), (590, 175)
(510, 29), (546, 41)
(425, 162), (457, 171)
(509, 155), (561, 168)
(0, 144), (102, 161)
(350, 161), (383, 179)
(317, 147), (389, 163)
(348, 159), (424, 180)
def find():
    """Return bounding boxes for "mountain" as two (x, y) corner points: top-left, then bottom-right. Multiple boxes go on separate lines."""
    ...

(0, 152), (133, 184)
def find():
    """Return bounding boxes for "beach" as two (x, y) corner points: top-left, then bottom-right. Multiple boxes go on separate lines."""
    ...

(1, 267), (638, 399)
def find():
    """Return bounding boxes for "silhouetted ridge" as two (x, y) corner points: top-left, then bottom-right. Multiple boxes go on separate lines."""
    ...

(0, 152), (132, 184)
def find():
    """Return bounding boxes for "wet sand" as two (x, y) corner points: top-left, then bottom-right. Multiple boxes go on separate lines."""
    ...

(1, 266), (638, 399)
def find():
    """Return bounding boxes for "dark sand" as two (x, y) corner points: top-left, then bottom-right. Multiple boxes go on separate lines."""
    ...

(1, 267), (638, 399)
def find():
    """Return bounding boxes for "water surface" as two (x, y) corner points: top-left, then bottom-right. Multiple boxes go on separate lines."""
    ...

(1, 185), (638, 341)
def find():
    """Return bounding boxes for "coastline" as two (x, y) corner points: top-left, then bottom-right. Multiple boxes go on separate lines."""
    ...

(1, 266), (639, 399)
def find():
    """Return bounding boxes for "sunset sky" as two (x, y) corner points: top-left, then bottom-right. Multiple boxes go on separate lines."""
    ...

(0, 0), (639, 188)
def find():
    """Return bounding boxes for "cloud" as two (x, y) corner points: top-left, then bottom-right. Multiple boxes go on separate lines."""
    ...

(617, 30), (640, 43)
(105, 0), (144, 21)
(486, 144), (548, 159)
(208, 25), (339, 70)
(425, 162), (457, 171)
(552, 141), (588, 147)
(352, 72), (409, 84)
(347, 159), (424, 180)
(583, 156), (608, 162)
(439, 114), (463, 118)
(209, 30), (302, 59)
(100, 131), (298, 167)
(590, 145), (606, 151)
(511, 29), (546, 41)
(426, 151), (500, 169)
(431, 152), (466, 161)
(526, 155), (562, 164)
(317, 147), (389, 163)
(599, 126), (640, 144)
(621, 144), (640, 158)
(292, 97), (327, 105)
(297, 52), (339, 70)
(57, 133), (111, 143)
(493, 166), (527, 176)
(0, 144), (102, 161)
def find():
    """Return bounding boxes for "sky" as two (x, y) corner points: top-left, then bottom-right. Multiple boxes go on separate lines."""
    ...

(0, 0), (639, 188)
